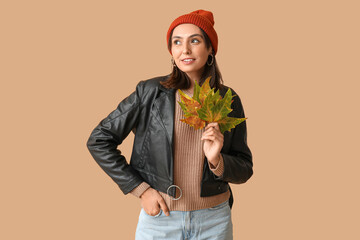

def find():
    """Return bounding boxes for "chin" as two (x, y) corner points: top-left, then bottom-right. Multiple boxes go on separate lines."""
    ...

(179, 67), (202, 75)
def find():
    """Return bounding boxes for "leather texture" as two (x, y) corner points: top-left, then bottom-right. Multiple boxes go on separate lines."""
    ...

(86, 75), (253, 209)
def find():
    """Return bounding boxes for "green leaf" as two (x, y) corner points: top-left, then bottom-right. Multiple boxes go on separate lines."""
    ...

(178, 76), (247, 133)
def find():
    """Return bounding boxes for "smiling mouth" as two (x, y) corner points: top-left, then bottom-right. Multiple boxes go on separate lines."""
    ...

(182, 58), (195, 62)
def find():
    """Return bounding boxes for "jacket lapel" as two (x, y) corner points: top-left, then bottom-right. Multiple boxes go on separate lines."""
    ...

(153, 81), (176, 147)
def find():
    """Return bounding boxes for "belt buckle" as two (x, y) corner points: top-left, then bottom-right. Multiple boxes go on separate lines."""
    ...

(166, 185), (182, 200)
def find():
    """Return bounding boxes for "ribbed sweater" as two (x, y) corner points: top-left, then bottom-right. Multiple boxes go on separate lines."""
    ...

(130, 89), (230, 211)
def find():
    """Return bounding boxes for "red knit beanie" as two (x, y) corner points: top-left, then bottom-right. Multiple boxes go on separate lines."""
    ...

(166, 9), (218, 55)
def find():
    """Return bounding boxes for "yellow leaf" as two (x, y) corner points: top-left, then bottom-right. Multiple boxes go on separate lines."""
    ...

(178, 76), (247, 133)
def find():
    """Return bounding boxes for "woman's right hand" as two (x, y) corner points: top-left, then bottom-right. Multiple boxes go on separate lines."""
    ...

(140, 188), (170, 216)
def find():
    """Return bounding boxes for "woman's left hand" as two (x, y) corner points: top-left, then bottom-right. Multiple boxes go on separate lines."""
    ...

(201, 122), (224, 167)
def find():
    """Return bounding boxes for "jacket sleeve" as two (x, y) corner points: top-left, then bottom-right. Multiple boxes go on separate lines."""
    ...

(86, 81), (145, 195)
(217, 89), (253, 184)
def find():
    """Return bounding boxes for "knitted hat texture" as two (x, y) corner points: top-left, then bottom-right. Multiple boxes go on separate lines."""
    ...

(166, 9), (218, 55)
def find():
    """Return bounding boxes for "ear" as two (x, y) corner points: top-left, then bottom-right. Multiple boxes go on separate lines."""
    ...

(208, 46), (213, 55)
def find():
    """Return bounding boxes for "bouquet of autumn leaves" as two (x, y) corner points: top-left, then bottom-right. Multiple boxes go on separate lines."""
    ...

(178, 76), (247, 134)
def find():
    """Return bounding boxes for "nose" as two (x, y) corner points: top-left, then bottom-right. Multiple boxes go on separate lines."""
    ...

(182, 42), (191, 54)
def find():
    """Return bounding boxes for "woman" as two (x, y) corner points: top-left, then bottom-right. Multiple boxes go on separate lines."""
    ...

(87, 9), (253, 240)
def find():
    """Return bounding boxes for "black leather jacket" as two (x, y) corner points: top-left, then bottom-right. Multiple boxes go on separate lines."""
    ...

(86, 75), (253, 209)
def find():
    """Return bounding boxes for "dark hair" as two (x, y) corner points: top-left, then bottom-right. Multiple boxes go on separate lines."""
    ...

(160, 27), (224, 91)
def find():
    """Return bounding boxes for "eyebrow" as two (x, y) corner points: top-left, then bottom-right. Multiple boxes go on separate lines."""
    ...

(172, 34), (204, 39)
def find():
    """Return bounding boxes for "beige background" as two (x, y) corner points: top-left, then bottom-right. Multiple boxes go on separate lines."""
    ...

(1, 0), (359, 239)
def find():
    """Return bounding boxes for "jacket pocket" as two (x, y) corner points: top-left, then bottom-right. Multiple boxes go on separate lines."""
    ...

(138, 125), (151, 168)
(138, 113), (159, 168)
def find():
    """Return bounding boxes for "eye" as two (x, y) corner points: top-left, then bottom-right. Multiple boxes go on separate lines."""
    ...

(173, 40), (181, 45)
(191, 38), (200, 43)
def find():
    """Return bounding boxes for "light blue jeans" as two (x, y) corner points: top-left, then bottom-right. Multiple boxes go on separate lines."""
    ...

(135, 200), (233, 240)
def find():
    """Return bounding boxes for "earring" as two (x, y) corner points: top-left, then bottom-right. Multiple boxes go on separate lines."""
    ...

(171, 58), (176, 67)
(207, 54), (214, 66)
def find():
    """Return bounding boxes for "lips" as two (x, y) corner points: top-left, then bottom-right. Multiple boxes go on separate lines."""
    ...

(181, 58), (195, 64)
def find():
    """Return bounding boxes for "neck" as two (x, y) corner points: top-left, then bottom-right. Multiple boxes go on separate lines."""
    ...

(185, 74), (201, 92)
(185, 66), (205, 88)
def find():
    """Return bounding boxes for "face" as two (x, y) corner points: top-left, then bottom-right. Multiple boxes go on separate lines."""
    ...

(171, 23), (212, 81)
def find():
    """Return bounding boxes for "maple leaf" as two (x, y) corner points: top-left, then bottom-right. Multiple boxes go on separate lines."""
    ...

(178, 89), (205, 130)
(178, 76), (247, 134)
